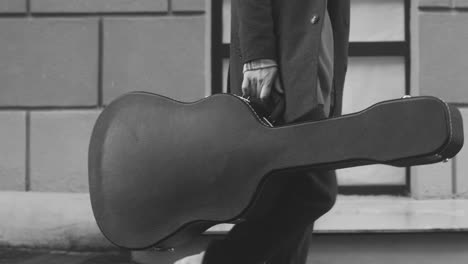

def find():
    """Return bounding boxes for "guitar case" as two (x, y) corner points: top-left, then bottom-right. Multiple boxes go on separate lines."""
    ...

(88, 92), (464, 250)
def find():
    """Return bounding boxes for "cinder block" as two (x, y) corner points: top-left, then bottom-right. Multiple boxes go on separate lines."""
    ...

(411, 160), (453, 199)
(172, 0), (205, 12)
(0, 18), (98, 107)
(0, 192), (113, 250)
(418, 0), (452, 8)
(30, 110), (100, 192)
(456, 107), (468, 197)
(419, 12), (468, 103)
(0, 112), (26, 191)
(0, 0), (27, 12)
(454, 0), (468, 8)
(103, 16), (206, 104)
(31, 0), (167, 13)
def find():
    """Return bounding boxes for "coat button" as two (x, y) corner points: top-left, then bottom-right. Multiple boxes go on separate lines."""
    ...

(310, 15), (320, 25)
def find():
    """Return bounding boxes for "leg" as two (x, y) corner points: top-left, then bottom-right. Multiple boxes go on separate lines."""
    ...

(267, 170), (337, 264)
(203, 170), (337, 264)
(202, 93), (337, 264)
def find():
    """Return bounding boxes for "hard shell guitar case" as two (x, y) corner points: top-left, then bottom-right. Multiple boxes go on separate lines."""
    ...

(88, 92), (464, 250)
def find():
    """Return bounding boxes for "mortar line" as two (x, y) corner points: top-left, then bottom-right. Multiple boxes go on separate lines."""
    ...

(0, 106), (103, 110)
(25, 111), (31, 191)
(0, 12), (202, 18)
(418, 7), (453, 12)
(26, 0), (31, 15)
(98, 17), (104, 107)
(168, 0), (173, 15)
(452, 157), (458, 196)
(451, 103), (468, 108)
(419, 7), (468, 12)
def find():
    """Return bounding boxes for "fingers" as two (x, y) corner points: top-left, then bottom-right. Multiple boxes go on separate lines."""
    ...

(253, 77), (261, 98)
(241, 76), (250, 97)
(274, 76), (284, 94)
(259, 78), (273, 101)
(242, 74), (260, 98)
(242, 67), (278, 100)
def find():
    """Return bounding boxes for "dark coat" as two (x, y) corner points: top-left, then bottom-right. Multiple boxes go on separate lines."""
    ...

(229, 0), (350, 122)
(204, 3), (351, 262)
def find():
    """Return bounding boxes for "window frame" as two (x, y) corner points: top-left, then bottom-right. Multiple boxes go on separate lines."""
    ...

(211, 0), (412, 196)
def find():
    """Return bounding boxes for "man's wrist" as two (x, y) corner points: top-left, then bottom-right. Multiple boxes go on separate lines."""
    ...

(243, 59), (278, 74)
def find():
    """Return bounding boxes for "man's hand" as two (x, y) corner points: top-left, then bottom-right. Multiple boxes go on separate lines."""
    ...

(174, 251), (205, 264)
(242, 59), (283, 101)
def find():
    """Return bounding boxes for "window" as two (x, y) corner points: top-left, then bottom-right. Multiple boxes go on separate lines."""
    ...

(211, 0), (411, 195)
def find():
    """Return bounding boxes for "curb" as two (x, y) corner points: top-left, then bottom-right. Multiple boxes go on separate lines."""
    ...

(2, 192), (468, 251)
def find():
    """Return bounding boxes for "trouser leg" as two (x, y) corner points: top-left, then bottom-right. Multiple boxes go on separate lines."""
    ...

(203, 170), (337, 264)
(267, 223), (315, 264)
(203, 103), (337, 264)
(267, 170), (337, 264)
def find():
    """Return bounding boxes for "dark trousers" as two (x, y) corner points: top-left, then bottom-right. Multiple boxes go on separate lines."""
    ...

(205, 83), (339, 263)
(203, 168), (337, 264)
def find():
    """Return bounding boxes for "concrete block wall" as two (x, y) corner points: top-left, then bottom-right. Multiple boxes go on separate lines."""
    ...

(0, 0), (27, 13)
(0, 0), (208, 193)
(412, 0), (468, 198)
(0, 112), (26, 190)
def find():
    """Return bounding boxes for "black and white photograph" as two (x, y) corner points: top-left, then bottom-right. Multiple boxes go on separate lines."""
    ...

(0, 0), (467, 263)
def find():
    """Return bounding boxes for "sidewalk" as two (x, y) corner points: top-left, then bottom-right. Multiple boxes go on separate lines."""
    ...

(0, 248), (135, 264)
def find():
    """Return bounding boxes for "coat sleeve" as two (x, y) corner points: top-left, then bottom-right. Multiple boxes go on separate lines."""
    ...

(237, 0), (277, 63)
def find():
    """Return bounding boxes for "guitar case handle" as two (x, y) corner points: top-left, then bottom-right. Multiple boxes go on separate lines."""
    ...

(244, 90), (285, 125)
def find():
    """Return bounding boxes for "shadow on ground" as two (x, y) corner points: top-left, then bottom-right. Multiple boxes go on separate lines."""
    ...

(0, 248), (136, 264)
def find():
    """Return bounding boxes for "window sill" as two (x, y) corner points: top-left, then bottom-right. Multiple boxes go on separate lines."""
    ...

(205, 195), (468, 235)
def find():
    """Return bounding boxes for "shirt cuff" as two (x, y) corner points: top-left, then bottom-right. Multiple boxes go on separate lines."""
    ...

(243, 59), (278, 74)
